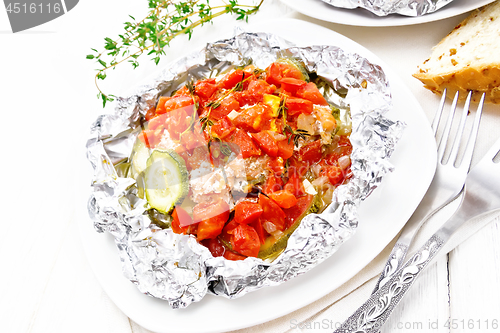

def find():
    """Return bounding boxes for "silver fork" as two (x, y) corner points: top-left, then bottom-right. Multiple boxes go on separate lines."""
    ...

(371, 91), (485, 292)
(334, 135), (500, 333)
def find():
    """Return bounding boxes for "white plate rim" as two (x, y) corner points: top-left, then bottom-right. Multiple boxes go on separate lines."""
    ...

(77, 18), (437, 333)
(280, 0), (495, 27)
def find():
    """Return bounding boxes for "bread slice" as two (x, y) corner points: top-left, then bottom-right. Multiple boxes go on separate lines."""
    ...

(414, 1), (500, 103)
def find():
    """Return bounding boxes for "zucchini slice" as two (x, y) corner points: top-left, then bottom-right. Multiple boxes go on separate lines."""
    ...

(276, 58), (309, 82)
(130, 137), (150, 179)
(144, 149), (189, 214)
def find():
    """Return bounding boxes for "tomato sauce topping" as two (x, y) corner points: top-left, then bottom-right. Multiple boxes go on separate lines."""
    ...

(138, 60), (353, 260)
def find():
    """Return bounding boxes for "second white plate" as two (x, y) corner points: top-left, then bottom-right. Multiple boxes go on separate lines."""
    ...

(280, 0), (495, 27)
(78, 18), (437, 333)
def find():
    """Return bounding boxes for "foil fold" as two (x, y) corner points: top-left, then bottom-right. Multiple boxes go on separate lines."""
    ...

(320, 0), (455, 16)
(86, 31), (404, 308)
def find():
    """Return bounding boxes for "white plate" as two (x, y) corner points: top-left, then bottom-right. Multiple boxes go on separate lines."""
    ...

(281, 0), (495, 27)
(78, 18), (436, 333)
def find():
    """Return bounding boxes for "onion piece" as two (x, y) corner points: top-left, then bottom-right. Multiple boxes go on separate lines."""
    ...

(311, 176), (329, 189)
(303, 179), (317, 195)
(263, 222), (277, 234)
(227, 110), (240, 121)
(268, 131), (286, 141)
(338, 155), (351, 170)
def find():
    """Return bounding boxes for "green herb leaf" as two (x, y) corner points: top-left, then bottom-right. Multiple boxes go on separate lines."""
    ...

(88, 0), (264, 107)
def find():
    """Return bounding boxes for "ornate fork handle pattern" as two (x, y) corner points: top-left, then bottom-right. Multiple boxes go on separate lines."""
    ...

(334, 234), (445, 333)
(371, 243), (408, 293)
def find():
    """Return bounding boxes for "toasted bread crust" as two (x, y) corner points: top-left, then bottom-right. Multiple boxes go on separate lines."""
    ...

(414, 2), (500, 104)
(413, 65), (500, 103)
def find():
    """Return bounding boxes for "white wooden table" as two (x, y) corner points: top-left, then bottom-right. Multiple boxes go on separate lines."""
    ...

(1, 1), (499, 332)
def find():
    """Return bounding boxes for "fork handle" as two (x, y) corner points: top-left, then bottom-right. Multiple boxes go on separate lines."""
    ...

(370, 180), (460, 294)
(371, 242), (408, 293)
(333, 234), (446, 333)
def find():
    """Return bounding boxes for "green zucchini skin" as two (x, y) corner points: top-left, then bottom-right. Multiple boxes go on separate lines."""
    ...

(257, 195), (321, 260)
(130, 138), (150, 179)
(144, 149), (189, 214)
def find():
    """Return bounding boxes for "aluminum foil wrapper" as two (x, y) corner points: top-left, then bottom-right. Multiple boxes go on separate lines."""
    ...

(320, 0), (454, 16)
(86, 31), (405, 308)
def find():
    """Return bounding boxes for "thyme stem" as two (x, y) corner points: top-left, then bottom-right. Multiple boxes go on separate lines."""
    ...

(88, 0), (264, 107)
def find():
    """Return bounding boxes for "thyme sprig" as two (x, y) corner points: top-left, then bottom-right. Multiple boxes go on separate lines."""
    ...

(208, 136), (233, 157)
(277, 94), (310, 146)
(87, 0), (264, 107)
(199, 71), (248, 131)
(284, 125), (311, 147)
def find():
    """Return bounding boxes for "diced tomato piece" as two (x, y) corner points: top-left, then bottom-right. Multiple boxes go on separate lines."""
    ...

(277, 137), (294, 159)
(283, 174), (306, 197)
(231, 224), (261, 257)
(232, 104), (271, 132)
(211, 116), (236, 140)
(220, 219), (239, 243)
(265, 62), (304, 86)
(251, 131), (278, 157)
(195, 78), (217, 99)
(250, 218), (266, 244)
(285, 97), (313, 116)
(196, 214), (226, 241)
(228, 129), (261, 158)
(180, 129), (205, 150)
(244, 79), (276, 104)
(210, 96), (240, 120)
(232, 91), (250, 106)
(296, 82), (328, 106)
(298, 140), (323, 164)
(262, 174), (283, 195)
(219, 70), (251, 90)
(147, 113), (167, 130)
(320, 165), (345, 185)
(155, 96), (170, 114)
(234, 202), (263, 225)
(173, 86), (190, 97)
(193, 200), (230, 241)
(201, 237), (226, 257)
(268, 157), (284, 177)
(259, 194), (286, 231)
(280, 77), (307, 95)
(170, 215), (186, 234)
(145, 106), (156, 121)
(165, 108), (190, 140)
(268, 190), (298, 209)
(261, 117), (285, 133)
(283, 194), (314, 229)
(265, 62), (282, 86)
(338, 135), (352, 148)
(287, 154), (310, 178)
(172, 206), (193, 227)
(223, 250), (247, 261)
(138, 129), (161, 148)
(156, 95), (194, 115)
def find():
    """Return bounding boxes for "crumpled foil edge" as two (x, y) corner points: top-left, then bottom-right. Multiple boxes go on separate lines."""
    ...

(86, 31), (405, 309)
(320, 0), (454, 17)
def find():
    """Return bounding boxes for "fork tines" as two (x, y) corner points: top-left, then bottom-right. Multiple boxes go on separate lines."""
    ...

(432, 90), (485, 169)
